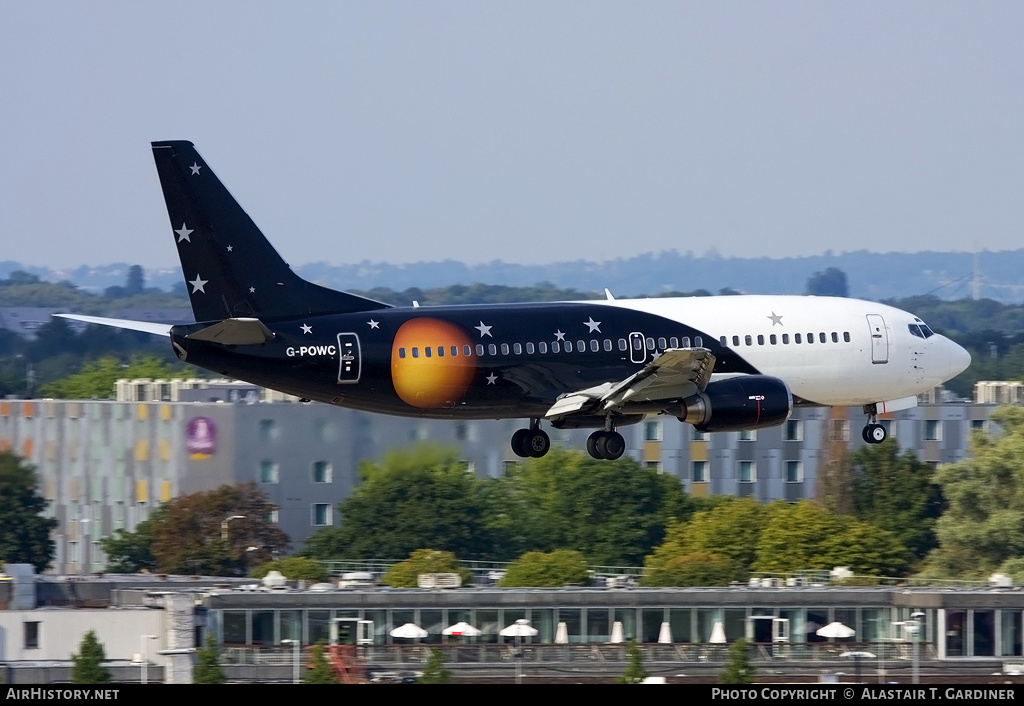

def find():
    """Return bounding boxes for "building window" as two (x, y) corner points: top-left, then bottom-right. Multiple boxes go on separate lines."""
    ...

(259, 461), (279, 484)
(785, 420), (803, 441)
(258, 419), (278, 441)
(644, 420), (663, 442)
(691, 461), (708, 483)
(645, 461), (662, 472)
(971, 419), (986, 432)
(924, 420), (942, 441)
(738, 461), (756, 483)
(785, 461), (803, 483)
(312, 461), (332, 483)
(24, 622), (40, 650)
(312, 504), (332, 526)
(691, 428), (709, 442)
(266, 510), (279, 524)
(739, 429), (756, 442)
(829, 420), (850, 442)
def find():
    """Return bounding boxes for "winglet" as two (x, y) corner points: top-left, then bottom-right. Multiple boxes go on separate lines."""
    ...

(604, 288), (616, 301)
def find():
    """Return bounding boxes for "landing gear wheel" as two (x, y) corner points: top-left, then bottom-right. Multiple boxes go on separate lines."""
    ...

(526, 429), (550, 457)
(511, 429), (532, 458)
(863, 423), (887, 444)
(587, 430), (625, 460)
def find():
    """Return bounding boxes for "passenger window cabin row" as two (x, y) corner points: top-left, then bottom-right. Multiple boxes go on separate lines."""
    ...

(720, 332), (852, 347)
(396, 335), (705, 360)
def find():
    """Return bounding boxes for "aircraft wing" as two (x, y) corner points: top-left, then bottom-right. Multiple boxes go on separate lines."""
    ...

(544, 347), (717, 420)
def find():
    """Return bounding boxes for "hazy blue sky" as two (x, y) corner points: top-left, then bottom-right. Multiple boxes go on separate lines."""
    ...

(2, 2), (1022, 270)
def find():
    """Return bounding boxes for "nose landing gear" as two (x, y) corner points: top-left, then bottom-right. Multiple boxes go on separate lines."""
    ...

(862, 403), (888, 444)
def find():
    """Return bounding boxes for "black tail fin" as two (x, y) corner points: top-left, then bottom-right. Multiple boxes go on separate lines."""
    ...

(151, 141), (390, 323)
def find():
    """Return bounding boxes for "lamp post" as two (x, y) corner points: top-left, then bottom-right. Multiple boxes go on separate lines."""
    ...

(140, 634), (157, 684)
(281, 639), (300, 684)
(909, 611), (925, 685)
(221, 515), (246, 541)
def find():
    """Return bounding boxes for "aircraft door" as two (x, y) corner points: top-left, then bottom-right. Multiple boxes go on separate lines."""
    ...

(628, 332), (647, 364)
(866, 314), (888, 364)
(336, 333), (362, 383)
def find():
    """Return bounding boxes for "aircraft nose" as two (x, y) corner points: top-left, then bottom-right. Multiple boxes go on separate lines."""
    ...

(948, 339), (971, 377)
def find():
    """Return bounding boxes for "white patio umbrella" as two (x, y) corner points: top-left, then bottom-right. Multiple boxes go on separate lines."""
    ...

(709, 621), (727, 644)
(816, 621), (856, 639)
(609, 621), (624, 644)
(840, 651), (876, 684)
(442, 621), (482, 637)
(555, 621), (569, 644)
(499, 619), (538, 638)
(658, 622), (673, 644)
(390, 622), (428, 639)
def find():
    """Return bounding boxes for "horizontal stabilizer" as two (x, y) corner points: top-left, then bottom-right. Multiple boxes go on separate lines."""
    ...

(53, 314), (172, 337)
(186, 318), (275, 345)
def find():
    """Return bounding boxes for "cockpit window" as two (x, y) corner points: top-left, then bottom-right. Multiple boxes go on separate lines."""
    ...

(909, 324), (935, 339)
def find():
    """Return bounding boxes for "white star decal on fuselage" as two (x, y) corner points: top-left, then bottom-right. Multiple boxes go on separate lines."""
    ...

(768, 312), (784, 326)
(190, 163), (202, 175)
(301, 324), (312, 334)
(368, 320), (379, 329)
(175, 224), (193, 242)
(249, 287), (255, 293)
(189, 275), (208, 294)
(227, 245), (233, 252)
(486, 373), (497, 385)
(475, 321), (493, 337)
(554, 330), (566, 341)
(584, 317), (602, 333)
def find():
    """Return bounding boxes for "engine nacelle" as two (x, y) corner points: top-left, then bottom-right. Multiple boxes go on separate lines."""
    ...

(670, 375), (792, 432)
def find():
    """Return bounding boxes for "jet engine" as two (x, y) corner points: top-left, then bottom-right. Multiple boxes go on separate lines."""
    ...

(670, 375), (792, 432)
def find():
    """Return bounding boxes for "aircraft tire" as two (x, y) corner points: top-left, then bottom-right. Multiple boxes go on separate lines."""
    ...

(866, 424), (887, 444)
(586, 432), (603, 459)
(511, 428), (532, 458)
(598, 431), (626, 460)
(527, 429), (550, 457)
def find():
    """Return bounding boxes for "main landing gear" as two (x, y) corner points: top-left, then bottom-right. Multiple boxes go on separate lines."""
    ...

(586, 430), (625, 460)
(862, 403), (888, 444)
(511, 419), (551, 458)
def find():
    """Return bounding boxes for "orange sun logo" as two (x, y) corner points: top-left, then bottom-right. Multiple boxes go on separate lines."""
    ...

(391, 318), (478, 408)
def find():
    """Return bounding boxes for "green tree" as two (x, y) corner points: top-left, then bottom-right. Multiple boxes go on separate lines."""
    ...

(193, 633), (226, 684)
(71, 630), (111, 684)
(491, 449), (692, 566)
(0, 451), (58, 572)
(302, 444), (503, 561)
(615, 640), (648, 684)
(642, 498), (772, 584)
(719, 637), (756, 684)
(38, 354), (191, 399)
(98, 508), (164, 573)
(806, 267), (848, 297)
(149, 483), (290, 575)
(753, 500), (909, 576)
(419, 648), (453, 684)
(498, 549), (590, 587)
(304, 641), (339, 684)
(849, 440), (943, 561)
(640, 550), (736, 587)
(921, 407), (1024, 579)
(249, 556), (329, 584)
(382, 549), (472, 588)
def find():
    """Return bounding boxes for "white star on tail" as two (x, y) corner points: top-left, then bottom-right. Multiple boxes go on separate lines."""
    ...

(190, 162), (202, 175)
(175, 223), (193, 242)
(189, 275), (208, 294)
(301, 324), (313, 334)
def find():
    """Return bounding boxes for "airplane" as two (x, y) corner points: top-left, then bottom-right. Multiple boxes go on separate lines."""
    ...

(59, 141), (972, 460)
